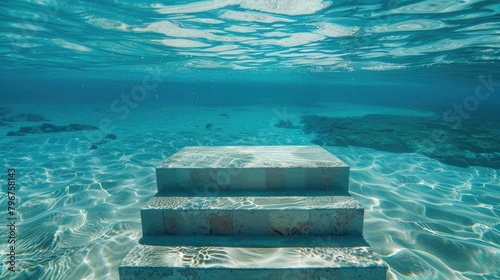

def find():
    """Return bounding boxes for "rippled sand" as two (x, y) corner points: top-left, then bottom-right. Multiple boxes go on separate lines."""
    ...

(0, 102), (498, 279)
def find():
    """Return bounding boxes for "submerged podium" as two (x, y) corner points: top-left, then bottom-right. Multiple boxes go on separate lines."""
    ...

(119, 146), (388, 279)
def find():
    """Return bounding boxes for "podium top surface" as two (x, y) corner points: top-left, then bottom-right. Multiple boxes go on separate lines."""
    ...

(157, 146), (348, 169)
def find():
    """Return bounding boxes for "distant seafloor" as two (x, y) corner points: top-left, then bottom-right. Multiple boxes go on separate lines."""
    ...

(0, 83), (499, 279)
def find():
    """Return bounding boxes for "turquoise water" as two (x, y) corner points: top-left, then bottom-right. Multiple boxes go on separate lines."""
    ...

(1, 0), (499, 279)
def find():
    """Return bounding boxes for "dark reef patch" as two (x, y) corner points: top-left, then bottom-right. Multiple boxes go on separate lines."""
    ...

(6, 123), (99, 136)
(274, 119), (301, 129)
(301, 114), (500, 169)
(14, 113), (48, 122)
(0, 107), (49, 124)
(0, 107), (14, 117)
(1, 117), (16, 122)
(90, 133), (117, 150)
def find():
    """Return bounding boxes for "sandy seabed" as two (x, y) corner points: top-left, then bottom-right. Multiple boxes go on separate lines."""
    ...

(0, 101), (498, 280)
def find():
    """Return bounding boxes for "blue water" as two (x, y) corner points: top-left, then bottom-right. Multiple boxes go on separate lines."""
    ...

(1, 0), (499, 279)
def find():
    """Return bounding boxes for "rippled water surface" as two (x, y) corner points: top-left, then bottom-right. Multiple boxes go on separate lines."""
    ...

(1, 0), (499, 279)
(2, 0), (499, 79)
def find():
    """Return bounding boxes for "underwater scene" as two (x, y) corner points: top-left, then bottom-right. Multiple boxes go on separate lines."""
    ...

(1, 0), (499, 279)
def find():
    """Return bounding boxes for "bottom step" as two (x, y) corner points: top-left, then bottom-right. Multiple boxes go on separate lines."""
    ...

(119, 239), (387, 280)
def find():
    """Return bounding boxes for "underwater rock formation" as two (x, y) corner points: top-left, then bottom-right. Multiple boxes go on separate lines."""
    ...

(274, 119), (301, 129)
(6, 123), (99, 136)
(1, 117), (16, 122)
(301, 114), (500, 169)
(2, 114), (46, 122)
(0, 108), (48, 123)
(0, 107), (14, 117)
(14, 113), (48, 122)
(90, 133), (117, 150)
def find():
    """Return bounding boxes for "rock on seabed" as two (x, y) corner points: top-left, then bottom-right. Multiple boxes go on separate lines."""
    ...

(301, 114), (500, 169)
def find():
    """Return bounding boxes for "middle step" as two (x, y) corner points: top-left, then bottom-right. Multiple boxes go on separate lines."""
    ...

(142, 195), (363, 237)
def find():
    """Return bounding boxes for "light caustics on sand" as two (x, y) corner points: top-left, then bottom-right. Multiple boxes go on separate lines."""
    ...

(0, 103), (498, 280)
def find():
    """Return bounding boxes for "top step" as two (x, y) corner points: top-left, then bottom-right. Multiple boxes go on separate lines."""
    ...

(156, 146), (349, 195)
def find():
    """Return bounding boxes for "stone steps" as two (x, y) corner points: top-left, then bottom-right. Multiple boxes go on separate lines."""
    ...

(120, 236), (387, 280)
(156, 146), (350, 194)
(141, 195), (363, 237)
(119, 146), (388, 279)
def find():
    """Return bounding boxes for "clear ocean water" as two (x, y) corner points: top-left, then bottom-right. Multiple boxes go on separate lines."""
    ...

(1, 0), (499, 279)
